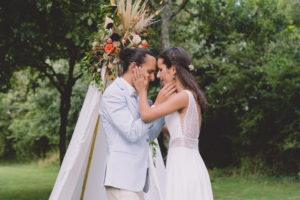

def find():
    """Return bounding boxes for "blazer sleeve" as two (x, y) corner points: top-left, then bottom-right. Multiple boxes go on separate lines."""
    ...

(146, 99), (165, 142)
(147, 117), (164, 142)
(101, 92), (156, 143)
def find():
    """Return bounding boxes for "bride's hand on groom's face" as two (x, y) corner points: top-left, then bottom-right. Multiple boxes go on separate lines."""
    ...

(154, 83), (176, 106)
(133, 67), (148, 93)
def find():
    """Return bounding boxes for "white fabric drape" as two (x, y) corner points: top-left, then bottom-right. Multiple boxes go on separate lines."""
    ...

(50, 84), (166, 200)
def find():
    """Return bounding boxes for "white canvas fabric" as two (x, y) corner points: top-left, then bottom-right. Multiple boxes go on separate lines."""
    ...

(49, 84), (166, 200)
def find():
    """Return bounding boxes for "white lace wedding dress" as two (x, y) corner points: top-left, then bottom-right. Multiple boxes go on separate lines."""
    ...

(165, 90), (214, 200)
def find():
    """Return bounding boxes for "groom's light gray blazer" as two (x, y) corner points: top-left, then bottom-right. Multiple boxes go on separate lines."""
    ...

(99, 77), (164, 193)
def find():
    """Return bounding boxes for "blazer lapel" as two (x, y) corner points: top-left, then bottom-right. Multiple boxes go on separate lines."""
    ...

(115, 78), (139, 119)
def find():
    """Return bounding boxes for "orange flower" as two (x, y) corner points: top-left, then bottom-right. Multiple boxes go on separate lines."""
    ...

(105, 44), (114, 53)
(109, 75), (116, 80)
(115, 47), (121, 54)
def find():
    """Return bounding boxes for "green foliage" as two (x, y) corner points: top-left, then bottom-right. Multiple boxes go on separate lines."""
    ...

(0, 63), (89, 160)
(170, 0), (300, 174)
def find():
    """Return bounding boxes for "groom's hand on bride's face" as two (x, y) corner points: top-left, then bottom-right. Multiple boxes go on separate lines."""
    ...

(154, 83), (176, 106)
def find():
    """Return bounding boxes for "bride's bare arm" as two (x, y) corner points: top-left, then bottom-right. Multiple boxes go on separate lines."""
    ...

(133, 67), (189, 122)
(138, 90), (188, 122)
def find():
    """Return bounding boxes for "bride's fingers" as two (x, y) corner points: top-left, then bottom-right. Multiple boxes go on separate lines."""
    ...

(165, 83), (176, 91)
(167, 87), (177, 96)
(138, 67), (143, 79)
(133, 68), (138, 81)
(135, 67), (140, 79)
(166, 85), (176, 94)
(162, 82), (172, 91)
(134, 67), (140, 81)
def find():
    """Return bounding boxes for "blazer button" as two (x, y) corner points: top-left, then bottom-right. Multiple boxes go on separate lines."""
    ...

(146, 139), (149, 142)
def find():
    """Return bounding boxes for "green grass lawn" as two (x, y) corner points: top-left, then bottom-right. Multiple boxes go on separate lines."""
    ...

(0, 163), (299, 200)
(211, 176), (300, 200)
(0, 163), (59, 200)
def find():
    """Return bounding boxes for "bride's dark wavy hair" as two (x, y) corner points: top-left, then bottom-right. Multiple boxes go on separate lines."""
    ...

(159, 47), (208, 112)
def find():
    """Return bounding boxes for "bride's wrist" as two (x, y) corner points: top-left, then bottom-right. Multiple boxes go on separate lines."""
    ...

(139, 90), (147, 96)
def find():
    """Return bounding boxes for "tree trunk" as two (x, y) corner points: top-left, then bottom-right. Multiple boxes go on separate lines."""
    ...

(59, 57), (75, 165)
(59, 90), (72, 165)
(161, 1), (172, 50)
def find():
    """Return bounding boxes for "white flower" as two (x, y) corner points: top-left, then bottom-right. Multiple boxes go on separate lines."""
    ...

(188, 64), (194, 71)
(113, 41), (120, 47)
(132, 34), (141, 45)
(113, 58), (120, 64)
(103, 53), (109, 60)
(97, 68), (101, 72)
(104, 16), (114, 29)
(92, 41), (98, 48)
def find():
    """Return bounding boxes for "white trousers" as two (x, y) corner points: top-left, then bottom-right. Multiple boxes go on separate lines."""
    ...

(105, 186), (144, 200)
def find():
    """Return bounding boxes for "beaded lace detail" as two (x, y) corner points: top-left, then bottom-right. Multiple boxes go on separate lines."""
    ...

(169, 137), (198, 149)
(167, 90), (200, 149)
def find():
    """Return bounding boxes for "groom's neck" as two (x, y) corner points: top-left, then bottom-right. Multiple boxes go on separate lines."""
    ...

(122, 73), (134, 87)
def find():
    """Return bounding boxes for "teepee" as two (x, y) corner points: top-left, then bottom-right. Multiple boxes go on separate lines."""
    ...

(49, 84), (166, 200)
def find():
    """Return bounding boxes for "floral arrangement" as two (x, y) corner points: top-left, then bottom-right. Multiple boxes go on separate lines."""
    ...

(82, 0), (162, 166)
(82, 0), (160, 90)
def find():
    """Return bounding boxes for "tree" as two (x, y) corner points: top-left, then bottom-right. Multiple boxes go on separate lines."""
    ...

(0, 0), (104, 164)
(150, 0), (190, 50)
(168, 0), (300, 174)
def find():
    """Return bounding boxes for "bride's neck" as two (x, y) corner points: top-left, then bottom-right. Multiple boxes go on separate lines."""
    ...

(175, 80), (185, 93)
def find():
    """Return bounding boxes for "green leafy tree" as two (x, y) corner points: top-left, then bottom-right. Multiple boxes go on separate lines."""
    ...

(168, 0), (299, 174)
(0, 0), (105, 164)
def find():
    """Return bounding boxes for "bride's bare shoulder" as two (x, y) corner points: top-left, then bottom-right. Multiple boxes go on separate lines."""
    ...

(168, 90), (189, 106)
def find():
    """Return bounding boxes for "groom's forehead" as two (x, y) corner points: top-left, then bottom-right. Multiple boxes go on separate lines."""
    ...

(144, 55), (157, 70)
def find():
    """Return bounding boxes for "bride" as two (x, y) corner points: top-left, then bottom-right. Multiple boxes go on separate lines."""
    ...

(133, 47), (214, 200)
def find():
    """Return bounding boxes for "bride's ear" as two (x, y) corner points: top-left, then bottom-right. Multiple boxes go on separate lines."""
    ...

(170, 66), (176, 76)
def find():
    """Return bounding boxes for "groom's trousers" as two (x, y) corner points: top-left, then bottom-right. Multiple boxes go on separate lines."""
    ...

(105, 186), (144, 200)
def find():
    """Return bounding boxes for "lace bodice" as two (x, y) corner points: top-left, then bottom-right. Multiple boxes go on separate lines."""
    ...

(165, 90), (200, 149)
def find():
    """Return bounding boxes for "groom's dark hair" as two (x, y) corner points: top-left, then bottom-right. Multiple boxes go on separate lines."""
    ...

(119, 48), (154, 74)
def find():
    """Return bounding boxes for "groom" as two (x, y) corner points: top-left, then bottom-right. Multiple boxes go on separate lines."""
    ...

(99, 48), (165, 200)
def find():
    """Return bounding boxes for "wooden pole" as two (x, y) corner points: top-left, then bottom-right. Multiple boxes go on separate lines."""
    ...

(80, 114), (101, 200)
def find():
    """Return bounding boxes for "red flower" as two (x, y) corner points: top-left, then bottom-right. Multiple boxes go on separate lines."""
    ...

(141, 44), (147, 49)
(105, 44), (114, 53)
